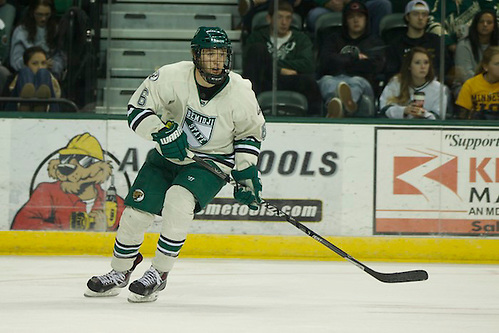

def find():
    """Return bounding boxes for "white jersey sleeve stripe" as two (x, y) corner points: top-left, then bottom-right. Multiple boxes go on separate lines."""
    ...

(128, 108), (156, 132)
(234, 144), (260, 156)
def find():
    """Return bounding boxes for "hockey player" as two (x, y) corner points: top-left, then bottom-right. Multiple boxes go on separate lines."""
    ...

(84, 27), (266, 303)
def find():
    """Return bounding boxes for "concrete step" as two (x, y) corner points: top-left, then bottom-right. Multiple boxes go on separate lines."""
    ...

(109, 68), (158, 78)
(109, 48), (191, 69)
(108, 66), (243, 78)
(100, 39), (241, 53)
(105, 44), (242, 75)
(100, 28), (241, 41)
(113, 0), (236, 3)
(102, 87), (135, 108)
(98, 78), (144, 89)
(104, 3), (238, 15)
(109, 11), (232, 30)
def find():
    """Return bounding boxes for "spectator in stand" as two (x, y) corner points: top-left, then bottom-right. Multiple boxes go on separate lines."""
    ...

(379, 46), (447, 119)
(0, 0), (15, 96)
(317, 0), (385, 118)
(456, 46), (499, 120)
(306, 0), (392, 36)
(453, 9), (498, 96)
(8, 46), (61, 111)
(238, 0), (305, 35)
(10, 0), (65, 81)
(425, 0), (496, 52)
(385, 0), (452, 82)
(243, 0), (323, 116)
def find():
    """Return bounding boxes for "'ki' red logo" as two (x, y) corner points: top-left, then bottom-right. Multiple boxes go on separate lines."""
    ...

(393, 149), (459, 197)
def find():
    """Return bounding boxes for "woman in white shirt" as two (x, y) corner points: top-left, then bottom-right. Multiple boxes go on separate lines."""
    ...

(379, 46), (447, 119)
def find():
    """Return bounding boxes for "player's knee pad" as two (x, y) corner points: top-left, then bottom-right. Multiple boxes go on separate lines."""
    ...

(116, 206), (155, 245)
(161, 185), (196, 241)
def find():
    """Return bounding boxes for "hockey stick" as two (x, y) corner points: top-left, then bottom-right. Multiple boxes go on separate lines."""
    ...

(188, 152), (428, 283)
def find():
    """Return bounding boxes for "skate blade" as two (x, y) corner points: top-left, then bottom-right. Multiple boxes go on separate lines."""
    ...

(84, 287), (121, 297)
(127, 291), (159, 303)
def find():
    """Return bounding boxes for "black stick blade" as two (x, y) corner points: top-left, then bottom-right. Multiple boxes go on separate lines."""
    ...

(366, 268), (429, 283)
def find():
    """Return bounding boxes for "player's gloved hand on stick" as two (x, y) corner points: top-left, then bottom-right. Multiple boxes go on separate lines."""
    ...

(231, 165), (262, 210)
(151, 121), (188, 161)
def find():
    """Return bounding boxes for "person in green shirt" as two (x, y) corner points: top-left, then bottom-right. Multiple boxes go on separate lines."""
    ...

(243, 0), (323, 115)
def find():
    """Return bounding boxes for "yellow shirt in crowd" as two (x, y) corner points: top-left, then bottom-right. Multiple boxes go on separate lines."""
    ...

(456, 73), (499, 119)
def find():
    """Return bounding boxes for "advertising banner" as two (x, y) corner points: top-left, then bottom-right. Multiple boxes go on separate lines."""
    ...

(6, 119), (152, 232)
(1, 120), (362, 236)
(5, 119), (498, 238)
(375, 127), (499, 236)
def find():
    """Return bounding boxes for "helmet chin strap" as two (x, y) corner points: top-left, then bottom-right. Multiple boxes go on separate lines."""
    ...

(200, 70), (226, 85)
(195, 63), (227, 85)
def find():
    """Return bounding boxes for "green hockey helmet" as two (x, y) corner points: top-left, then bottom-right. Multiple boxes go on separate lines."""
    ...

(191, 26), (232, 85)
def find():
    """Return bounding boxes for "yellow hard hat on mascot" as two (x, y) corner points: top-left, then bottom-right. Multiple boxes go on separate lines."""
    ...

(58, 133), (104, 161)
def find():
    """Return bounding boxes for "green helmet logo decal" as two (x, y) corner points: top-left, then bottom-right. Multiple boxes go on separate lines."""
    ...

(191, 27), (231, 50)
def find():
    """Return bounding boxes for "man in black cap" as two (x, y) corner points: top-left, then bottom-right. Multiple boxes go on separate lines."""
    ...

(316, 0), (385, 117)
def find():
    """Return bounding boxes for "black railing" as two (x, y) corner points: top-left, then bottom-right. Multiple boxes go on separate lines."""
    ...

(0, 97), (80, 113)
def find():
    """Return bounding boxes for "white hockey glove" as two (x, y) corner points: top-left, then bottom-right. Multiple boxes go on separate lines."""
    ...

(231, 165), (262, 210)
(151, 121), (188, 161)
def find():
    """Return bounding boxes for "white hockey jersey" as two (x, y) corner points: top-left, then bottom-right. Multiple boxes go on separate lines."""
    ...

(379, 77), (447, 120)
(127, 61), (265, 172)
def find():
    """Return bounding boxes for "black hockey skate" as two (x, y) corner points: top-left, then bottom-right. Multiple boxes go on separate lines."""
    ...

(128, 265), (168, 303)
(84, 253), (143, 297)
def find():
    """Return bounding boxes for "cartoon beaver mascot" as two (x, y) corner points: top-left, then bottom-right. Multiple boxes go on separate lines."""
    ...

(11, 133), (125, 231)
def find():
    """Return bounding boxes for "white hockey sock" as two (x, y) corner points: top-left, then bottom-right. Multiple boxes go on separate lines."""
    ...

(111, 207), (154, 272)
(152, 185), (195, 272)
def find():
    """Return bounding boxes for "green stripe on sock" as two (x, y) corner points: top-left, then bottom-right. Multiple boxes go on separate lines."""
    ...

(157, 238), (183, 253)
(114, 245), (138, 255)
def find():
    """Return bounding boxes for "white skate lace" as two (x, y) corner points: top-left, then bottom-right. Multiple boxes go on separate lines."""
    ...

(137, 267), (162, 287)
(97, 270), (126, 286)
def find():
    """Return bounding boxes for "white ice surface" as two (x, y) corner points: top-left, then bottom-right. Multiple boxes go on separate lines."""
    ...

(0, 256), (498, 333)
